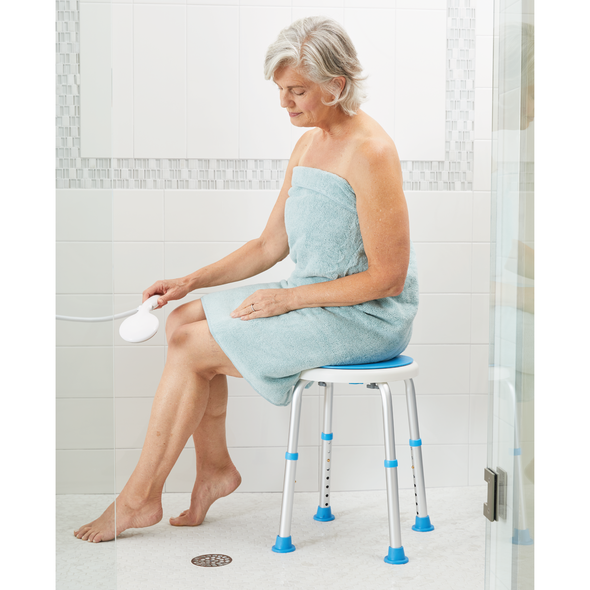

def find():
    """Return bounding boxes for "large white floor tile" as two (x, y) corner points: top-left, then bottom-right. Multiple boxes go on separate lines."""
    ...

(239, 6), (292, 159)
(79, 2), (112, 158)
(57, 190), (112, 241)
(57, 486), (486, 589)
(406, 192), (473, 242)
(57, 398), (115, 450)
(113, 191), (164, 242)
(114, 346), (165, 397)
(164, 191), (277, 242)
(410, 294), (472, 344)
(112, 3), (134, 158)
(56, 243), (113, 294)
(57, 346), (114, 398)
(113, 242), (165, 294)
(134, 5), (186, 158)
(394, 8), (446, 161)
(414, 243), (473, 292)
(403, 344), (471, 394)
(187, 6), (239, 158)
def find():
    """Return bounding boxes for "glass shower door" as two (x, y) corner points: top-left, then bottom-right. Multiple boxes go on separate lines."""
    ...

(485, 1), (534, 589)
(56, 1), (116, 587)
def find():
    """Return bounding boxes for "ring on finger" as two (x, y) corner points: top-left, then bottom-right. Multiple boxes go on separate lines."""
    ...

(251, 303), (256, 313)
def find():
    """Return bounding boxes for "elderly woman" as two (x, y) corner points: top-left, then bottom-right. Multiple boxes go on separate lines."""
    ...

(75, 15), (418, 543)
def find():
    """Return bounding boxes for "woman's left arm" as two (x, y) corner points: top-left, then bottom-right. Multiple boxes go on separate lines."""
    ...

(232, 140), (410, 320)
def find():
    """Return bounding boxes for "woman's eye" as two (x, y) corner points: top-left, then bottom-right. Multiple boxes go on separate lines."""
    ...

(293, 92), (304, 96)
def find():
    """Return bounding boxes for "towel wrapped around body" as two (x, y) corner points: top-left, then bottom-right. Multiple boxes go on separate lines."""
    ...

(201, 166), (419, 406)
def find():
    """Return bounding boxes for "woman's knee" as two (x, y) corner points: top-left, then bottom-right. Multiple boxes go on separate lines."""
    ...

(165, 299), (205, 342)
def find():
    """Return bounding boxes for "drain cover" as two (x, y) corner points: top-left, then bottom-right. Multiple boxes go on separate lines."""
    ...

(191, 554), (232, 568)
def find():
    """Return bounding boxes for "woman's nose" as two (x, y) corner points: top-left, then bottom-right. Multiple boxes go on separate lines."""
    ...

(279, 91), (293, 108)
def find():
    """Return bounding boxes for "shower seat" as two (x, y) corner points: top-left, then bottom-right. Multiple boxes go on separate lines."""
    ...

(271, 354), (434, 564)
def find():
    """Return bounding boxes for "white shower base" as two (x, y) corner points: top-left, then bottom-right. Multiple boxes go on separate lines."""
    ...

(57, 486), (486, 590)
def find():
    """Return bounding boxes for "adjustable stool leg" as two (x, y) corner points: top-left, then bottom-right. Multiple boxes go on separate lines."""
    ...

(404, 378), (434, 532)
(314, 382), (335, 522)
(376, 382), (408, 564)
(272, 379), (309, 553)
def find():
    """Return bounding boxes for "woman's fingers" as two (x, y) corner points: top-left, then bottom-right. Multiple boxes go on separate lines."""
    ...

(230, 289), (291, 320)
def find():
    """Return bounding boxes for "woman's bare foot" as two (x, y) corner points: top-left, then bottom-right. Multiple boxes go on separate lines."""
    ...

(74, 493), (163, 543)
(170, 463), (242, 527)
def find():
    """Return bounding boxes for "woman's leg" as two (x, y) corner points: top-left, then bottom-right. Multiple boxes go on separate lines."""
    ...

(74, 311), (241, 543)
(165, 300), (242, 525)
(169, 373), (242, 526)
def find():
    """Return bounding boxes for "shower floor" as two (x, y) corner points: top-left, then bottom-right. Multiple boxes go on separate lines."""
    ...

(57, 486), (486, 590)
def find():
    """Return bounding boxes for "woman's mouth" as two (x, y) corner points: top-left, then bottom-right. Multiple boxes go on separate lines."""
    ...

(289, 112), (301, 117)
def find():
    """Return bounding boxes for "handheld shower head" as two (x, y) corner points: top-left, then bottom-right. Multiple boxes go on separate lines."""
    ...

(118, 295), (161, 343)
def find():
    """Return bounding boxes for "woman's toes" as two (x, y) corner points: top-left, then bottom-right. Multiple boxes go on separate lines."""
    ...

(170, 510), (194, 526)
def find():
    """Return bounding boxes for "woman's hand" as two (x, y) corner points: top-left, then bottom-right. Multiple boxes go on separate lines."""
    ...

(231, 289), (294, 320)
(142, 278), (191, 309)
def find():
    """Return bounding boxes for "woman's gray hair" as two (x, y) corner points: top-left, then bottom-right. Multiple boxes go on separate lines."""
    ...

(264, 16), (368, 116)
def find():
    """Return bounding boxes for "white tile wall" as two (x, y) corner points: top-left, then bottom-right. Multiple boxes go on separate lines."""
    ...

(187, 6), (240, 159)
(164, 191), (277, 242)
(58, 0), (494, 494)
(56, 295), (115, 347)
(57, 398), (115, 450)
(113, 242), (165, 294)
(114, 346), (166, 397)
(112, 3), (134, 158)
(56, 190), (112, 241)
(239, 6), (292, 159)
(113, 191), (164, 242)
(394, 8), (447, 161)
(134, 4), (187, 158)
(57, 450), (116, 494)
(56, 243), (113, 294)
(79, 2), (112, 158)
(57, 347), (114, 398)
(344, 9), (396, 140)
(414, 243), (473, 293)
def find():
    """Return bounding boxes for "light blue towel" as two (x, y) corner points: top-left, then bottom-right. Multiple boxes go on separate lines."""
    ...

(201, 166), (419, 406)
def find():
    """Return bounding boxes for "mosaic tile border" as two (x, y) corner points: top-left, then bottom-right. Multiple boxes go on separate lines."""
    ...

(56, 0), (476, 191)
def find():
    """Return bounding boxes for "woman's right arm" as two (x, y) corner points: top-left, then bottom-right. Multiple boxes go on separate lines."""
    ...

(142, 131), (313, 307)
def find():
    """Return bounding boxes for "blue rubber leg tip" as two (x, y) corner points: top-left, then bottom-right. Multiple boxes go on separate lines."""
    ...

(512, 528), (534, 546)
(384, 546), (409, 565)
(313, 506), (335, 522)
(272, 535), (296, 553)
(412, 515), (434, 532)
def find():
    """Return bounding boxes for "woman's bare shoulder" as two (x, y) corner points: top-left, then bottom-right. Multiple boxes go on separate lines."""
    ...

(347, 131), (401, 190)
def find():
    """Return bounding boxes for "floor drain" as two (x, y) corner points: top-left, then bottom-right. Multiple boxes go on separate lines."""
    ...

(191, 554), (232, 568)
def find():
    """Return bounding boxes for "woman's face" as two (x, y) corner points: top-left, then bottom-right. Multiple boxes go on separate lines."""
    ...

(273, 65), (340, 127)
